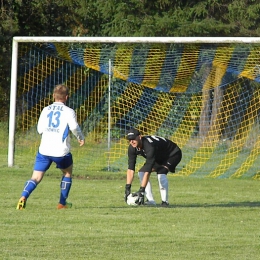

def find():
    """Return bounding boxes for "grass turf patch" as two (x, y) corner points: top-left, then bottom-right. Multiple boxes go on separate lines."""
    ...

(1, 166), (260, 259)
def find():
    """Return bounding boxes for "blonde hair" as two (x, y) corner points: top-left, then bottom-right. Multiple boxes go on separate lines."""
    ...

(53, 84), (69, 101)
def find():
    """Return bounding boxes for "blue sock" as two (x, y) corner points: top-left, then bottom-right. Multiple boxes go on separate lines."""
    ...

(21, 180), (37, 199)
(59, 177), (72, 205)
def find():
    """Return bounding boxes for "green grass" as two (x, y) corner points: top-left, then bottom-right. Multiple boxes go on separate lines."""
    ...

(1, 161), (260, 260)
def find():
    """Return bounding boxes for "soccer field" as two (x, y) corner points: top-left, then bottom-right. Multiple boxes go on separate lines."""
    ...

(1, 164), (260, 260)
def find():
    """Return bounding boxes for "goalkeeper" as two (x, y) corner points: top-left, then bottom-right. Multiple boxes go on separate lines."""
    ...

(16, 84), (85, 210)
(124, 128), (182, 206)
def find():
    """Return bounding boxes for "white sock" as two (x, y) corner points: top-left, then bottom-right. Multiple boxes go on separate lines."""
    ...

(157, 174), (168, 202)
(138, 172), (155, 202)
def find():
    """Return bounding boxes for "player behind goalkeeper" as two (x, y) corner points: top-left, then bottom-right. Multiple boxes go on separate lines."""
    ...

(124, 128), (182, 206)
(16, 84), (85, 210)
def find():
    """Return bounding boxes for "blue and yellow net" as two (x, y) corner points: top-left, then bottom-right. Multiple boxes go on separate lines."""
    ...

(16, 42), (260, 178)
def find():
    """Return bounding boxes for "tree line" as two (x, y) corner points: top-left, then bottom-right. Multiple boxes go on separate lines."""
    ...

(1, 0), (260, 121)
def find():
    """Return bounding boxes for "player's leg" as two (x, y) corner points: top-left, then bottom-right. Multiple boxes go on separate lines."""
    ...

(16, 171), (44, 210)
(157, 151), (182, 207)
(16, 152), (50, 210)
(157, 167), (169, 206)
(58, 166), (73, 208)
(22, 170), (45, 197)
(54, 153), (73, 209)
(138, 171), (156, 205)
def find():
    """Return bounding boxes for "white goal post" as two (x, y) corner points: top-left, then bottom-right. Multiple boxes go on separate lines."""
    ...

(8, 36), (260, 167)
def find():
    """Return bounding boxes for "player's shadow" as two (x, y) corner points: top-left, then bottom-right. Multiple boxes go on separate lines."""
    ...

(171, 201), (260, 208)
(74, 201), (260, 209)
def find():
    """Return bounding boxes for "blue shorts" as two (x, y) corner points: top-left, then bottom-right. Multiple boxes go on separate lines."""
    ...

(34, 152), (73, 172)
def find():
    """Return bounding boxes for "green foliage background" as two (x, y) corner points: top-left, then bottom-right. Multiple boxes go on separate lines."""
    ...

(1, 0), (260, 122)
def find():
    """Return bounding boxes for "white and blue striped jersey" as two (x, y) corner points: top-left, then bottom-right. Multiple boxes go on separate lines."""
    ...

(37, 102), (84, 157)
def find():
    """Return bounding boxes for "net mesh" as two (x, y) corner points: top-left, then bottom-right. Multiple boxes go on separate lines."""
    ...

(14, 42), (260, 178)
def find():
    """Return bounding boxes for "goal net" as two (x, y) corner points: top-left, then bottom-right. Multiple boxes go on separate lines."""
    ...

(8, 37), (260, 178)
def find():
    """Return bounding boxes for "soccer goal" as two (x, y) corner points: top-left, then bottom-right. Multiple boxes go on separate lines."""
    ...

(8, 37), (260, 178)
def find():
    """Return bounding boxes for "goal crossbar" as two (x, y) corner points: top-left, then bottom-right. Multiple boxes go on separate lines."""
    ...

(11, 36), (260, 44)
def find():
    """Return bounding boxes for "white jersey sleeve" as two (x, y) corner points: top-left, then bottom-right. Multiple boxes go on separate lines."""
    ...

(37, 102), (84, 157)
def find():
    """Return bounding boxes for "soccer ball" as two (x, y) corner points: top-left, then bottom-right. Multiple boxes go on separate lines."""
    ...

(127, 193), (138, 206)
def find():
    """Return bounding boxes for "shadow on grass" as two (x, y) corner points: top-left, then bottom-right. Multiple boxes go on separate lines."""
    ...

(173, 201), (260, 208)
(74, 201), (260, 209)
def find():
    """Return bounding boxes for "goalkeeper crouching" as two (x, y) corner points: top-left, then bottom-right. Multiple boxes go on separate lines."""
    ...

(124, 128), (182, 207)
(16, 84), (85, 210)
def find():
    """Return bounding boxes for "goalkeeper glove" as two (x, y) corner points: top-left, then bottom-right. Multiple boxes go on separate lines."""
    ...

(132, 187), (145, 205)
(124, 184), (131, 202)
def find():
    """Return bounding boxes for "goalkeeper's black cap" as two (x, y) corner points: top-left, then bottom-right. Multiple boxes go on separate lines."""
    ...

(126, 128), (141, 140)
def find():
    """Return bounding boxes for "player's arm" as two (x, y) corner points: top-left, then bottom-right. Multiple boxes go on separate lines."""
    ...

(125, 147), (136, 202)
(68, 109), (85, 146)
(71, 125), (85, 146)
(125, 169), (134, 202)
(127, 146), (136, 182)
(125, 167), (135, 202)
(36, 109), (46, 134)
(126, 169), (134, 185)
